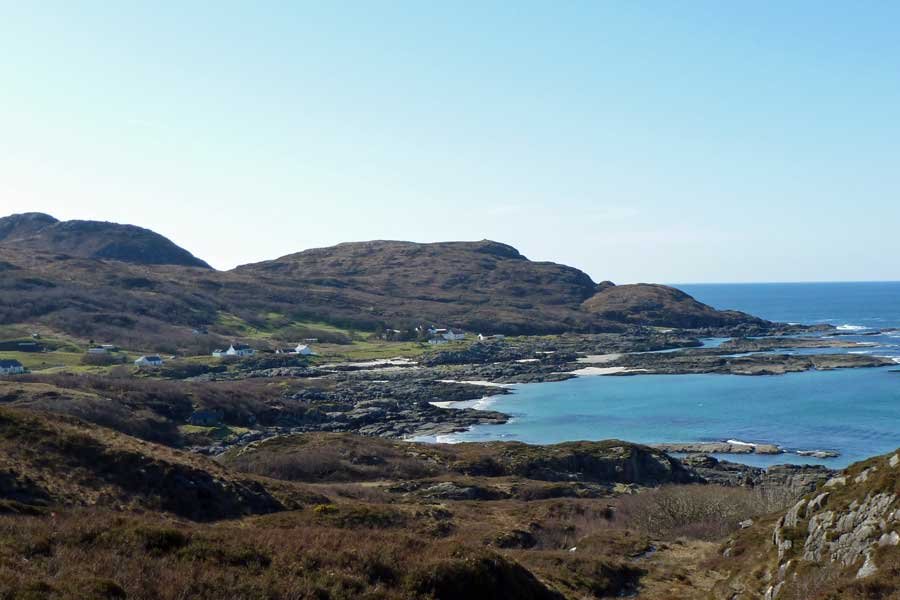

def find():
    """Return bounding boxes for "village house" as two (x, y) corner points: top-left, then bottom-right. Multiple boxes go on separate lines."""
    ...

(426, 326), (466, 342)
(226, 343), (255, 357)
(478, 334), (506, 341)
(0, 360), (26, 375)
(87, 344), (119, 355)
(134, 355), (164, 368)
(276, 344), (314, 356)
(213, 343), (255, 358)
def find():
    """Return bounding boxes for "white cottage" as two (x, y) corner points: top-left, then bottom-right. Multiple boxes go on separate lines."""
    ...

(217, 343), (255, 357)
(134, 355), (164, 368)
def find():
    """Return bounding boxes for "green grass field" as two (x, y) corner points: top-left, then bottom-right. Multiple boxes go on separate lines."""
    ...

(0, 350), (85, 371)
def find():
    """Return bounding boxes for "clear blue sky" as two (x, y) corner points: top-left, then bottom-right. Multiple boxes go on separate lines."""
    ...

(1, 1), (898, 282)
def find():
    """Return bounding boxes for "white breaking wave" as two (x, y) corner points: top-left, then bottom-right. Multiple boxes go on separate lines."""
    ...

(725, 439), (757, 447)
(836, 324), (867, 331)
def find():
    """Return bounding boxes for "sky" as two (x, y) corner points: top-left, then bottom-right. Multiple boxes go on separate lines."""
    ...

(1, 2), (898, 283)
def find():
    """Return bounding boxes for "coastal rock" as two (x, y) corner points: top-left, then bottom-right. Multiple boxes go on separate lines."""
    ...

(652, 442), (781, 455)
(680, 455), (831, 494)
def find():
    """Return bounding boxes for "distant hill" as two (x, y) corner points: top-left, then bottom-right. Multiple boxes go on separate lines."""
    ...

(233, 239), (605, 334)
(0, 212), (211, 268)
(0, 213), (773, 348)
(582, 283), (767, 329)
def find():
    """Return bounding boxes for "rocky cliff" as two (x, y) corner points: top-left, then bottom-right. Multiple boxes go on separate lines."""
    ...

(716, 449), (900, 599)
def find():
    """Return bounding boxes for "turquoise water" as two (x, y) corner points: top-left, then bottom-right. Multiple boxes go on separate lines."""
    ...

(446, 282), (900, 468)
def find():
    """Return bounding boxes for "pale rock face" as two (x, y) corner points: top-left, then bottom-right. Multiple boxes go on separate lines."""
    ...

(807, 492), (830, 514)
(764, 581), (784, 600)
(854, 467), (877, 484)
(890, 454), (899, 468)
(770, 478), (897, 589)
(857, 552), (878, 579)
(784, 499), (807, 528)
(824, 476), (847, 488)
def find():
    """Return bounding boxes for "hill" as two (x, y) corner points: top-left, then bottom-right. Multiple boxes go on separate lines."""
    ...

(581, 283), (767, 329)
(714, 448), (900, 599)
(0, 212), (210, 268)
(0, 406), (284, 520)
(0, 213), (774, 348)
(233, 239), (608, 334)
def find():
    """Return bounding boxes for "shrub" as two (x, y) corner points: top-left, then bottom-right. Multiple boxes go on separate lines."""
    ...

(613, 484), (795, 540)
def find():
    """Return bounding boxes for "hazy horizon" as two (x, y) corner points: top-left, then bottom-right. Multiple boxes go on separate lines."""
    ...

(2, 2), (898, 282)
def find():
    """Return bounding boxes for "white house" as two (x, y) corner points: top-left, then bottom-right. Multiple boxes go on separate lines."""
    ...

(426, 327), (466, 342)
(227, 343), (255, 357)
(478, 334), (506, 341)
(215, 343), (255, 358)
(87, 347), (108, 354)
(427, 338), (449, 345)
(276, 344), (315, 355)
(134, 355), (164, 368)
(0, 360), (26, 375)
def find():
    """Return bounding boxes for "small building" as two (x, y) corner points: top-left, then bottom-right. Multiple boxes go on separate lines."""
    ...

(276, 343), (315, 356)
(427, 327), (466, 341)
(211, 348), (227, 358)
(134, 355), (164, 368)
(0, 360), (26, 375)
(225, 343), (255, 357)
(478, 334), (506, 341)
(100, 344), (119, 351)
(187, 409), (224, 427)
(427, 337), (449, 345)
(87, 347), (108, 354)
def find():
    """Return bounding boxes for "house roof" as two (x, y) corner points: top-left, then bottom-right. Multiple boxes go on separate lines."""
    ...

(0, 360), (23, 368)
(230, 343), (252, 350)
(137, 355), (162, 362)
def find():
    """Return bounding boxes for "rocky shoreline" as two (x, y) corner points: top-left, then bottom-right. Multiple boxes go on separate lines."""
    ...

(184, 327), (896, 465)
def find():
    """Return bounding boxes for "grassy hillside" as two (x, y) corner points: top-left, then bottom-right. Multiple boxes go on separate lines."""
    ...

(0, 405), (795, 599)
(0, 407), (286, 520)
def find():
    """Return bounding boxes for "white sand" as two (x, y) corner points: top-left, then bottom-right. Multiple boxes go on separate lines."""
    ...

(576, 353), (623, 364)
(436, 379), (511, 388)
(570, 366), (648, 376)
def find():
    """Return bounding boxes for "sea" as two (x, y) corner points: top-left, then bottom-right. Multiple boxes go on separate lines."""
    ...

(439, 282), (900, 469)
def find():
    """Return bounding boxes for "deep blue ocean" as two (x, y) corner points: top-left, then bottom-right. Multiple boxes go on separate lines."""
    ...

(443, 282), (900, 468)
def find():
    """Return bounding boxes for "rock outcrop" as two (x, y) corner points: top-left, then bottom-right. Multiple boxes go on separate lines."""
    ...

(716, 450), (900, 599)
